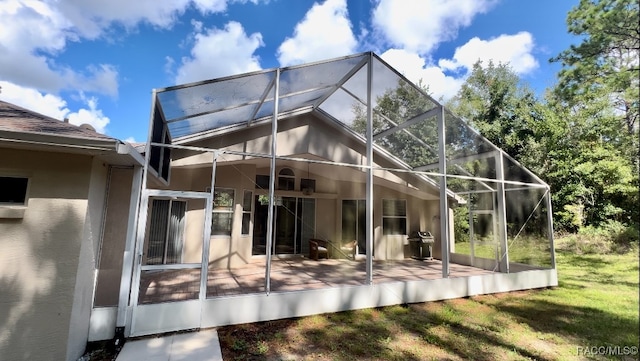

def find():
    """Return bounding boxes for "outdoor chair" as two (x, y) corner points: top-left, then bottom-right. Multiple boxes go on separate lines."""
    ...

(338, 240), (357, 260)
(309, 238), (330, 260)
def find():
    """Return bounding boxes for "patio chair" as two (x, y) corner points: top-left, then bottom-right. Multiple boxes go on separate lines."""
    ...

(338, 240), (357, 260)
(309, 238), (330, 260)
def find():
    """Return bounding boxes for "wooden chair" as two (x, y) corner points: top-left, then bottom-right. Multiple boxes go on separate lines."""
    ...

(309, 238), (330, 260)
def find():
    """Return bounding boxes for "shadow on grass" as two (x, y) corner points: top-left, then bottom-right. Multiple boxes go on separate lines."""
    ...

(379, 304), (555, 361)
(476, 297), (639, 348)
(559, 252), (612, 268)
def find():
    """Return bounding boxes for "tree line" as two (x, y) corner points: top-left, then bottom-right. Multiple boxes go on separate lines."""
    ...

(447, 0), (638, 236)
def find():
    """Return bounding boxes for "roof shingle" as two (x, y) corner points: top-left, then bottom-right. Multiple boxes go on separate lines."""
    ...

(0, 100), (115, 141)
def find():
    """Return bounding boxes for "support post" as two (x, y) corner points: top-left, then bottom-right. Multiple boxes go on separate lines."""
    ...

(437, 106), (450, 278)
(546, 188), (556, 269)
(468, 202), (475, 267)
(365, 53), (374, 284)
(495, 152), (509, 273)
(265, 68), (280, 294)
(115, 164), (143, 340)
(199, 152), (217, 301)
(127, 91), (157, 336)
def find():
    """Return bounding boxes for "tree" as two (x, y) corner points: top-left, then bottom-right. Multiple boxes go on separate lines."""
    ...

(550, 0), (639, 230)
(551, 0), (639, 164)
(446, 60), (548, 168)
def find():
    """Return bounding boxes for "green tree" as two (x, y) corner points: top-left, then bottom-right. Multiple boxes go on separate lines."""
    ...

(550, 0), (639, 231)
(446, 60), (542, 163)
(551, 0), (639, 164)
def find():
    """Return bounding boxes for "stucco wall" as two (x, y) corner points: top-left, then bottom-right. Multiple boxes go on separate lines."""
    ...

(67, 157), (109, 360)
(94, 167), (134, 307)
(0, 148), (94, 361)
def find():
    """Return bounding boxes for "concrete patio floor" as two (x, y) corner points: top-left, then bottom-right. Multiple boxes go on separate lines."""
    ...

(138, 257), (494, 304)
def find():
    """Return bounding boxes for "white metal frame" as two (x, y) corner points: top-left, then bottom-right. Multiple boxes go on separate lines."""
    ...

(116, 52), (557, 337)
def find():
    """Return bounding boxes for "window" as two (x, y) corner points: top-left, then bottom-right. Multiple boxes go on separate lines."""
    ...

(0, 176), (29, 204)
(342, 200), (366, 254)
(383, 199), (407, 235)
(278, 168), (295, 190)
(300, 178), (316, 194)
(241, 190), (252, 235)
(255, 175), (270, 190)
(146, 199), (186, 265)
(212, 188), (234, 236)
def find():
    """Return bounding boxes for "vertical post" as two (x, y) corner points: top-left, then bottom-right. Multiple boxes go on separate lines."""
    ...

(127, 91), (158, 335)
(199, 152), (217, 301)
(546, 188), (556, 269)
(116, 165), (143, 332)
(437, 105), (450, 278)
(365, 53), (374, 284)
(495, 152), (509, 273)
(468, 203), (475, 267)
(265, 68), (280, 294)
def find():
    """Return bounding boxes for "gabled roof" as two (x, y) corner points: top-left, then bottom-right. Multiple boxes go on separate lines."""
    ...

(149, 52), (547, 193)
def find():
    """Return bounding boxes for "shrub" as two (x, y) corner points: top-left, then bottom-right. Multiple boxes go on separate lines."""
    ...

(556, 221), (639, 254)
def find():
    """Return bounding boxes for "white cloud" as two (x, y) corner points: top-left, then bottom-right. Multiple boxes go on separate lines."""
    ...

(0, 81), (110, 134)
(438, 32), (538, 75)
(372, 0), (496, 54)
(0, 0), (240, 97)
(175, 21), (264, 84)
(66, 94), (111, 134)
(381, 49), (463, 101)
(277, 0), (357, 66)
(381, 32), (537, 101)
(56, 0), (230, 39)
(0, 81), (69, 120)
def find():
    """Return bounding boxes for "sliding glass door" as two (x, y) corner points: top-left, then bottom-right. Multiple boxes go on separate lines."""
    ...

(252, 196), (315, 255)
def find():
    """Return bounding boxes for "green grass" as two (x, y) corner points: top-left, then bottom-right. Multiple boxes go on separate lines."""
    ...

(455, 234), (553, 267)
(219, 244), (639, 360)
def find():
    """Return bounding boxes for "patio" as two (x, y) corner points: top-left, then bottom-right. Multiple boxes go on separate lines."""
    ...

(138, 257), (494, 304)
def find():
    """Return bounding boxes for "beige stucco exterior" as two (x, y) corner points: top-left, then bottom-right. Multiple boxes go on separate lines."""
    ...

(0, 148), (107, 361)
(138, 113), (455, 270)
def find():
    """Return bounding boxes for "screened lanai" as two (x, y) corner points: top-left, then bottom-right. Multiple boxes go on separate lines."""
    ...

(121, 52), (556, 336)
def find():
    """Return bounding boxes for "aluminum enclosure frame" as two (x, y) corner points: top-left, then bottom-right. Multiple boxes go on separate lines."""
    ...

(115, 51), (556, 337)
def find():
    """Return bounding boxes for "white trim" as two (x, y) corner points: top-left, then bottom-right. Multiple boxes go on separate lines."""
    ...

(127, 268), (558, 337)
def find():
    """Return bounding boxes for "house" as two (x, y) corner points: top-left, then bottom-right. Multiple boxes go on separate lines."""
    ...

(0, 101), (143, 361)
(1, 52), (558, 358)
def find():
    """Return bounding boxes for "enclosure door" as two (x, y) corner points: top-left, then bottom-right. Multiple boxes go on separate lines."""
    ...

(130, 192), (212, 336)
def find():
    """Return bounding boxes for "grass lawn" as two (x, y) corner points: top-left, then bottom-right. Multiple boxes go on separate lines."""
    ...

(218, 246), (639, 360)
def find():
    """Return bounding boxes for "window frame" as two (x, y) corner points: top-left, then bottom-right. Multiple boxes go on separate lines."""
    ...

(241, 189), (253, 235)
(278, 168), (295, 191)
(0, 175), (30, 219)
(382, 199), (407, 236)
(211, 187), (235, 237)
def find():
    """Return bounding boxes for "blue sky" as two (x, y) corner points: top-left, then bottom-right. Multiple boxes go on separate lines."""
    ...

(0, 0), (578, 142)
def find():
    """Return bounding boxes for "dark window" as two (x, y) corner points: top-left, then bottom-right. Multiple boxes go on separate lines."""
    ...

(278, 168), (295, 190)
(255, 175), (270, 190)
(300, 178), (316, 193)
(0, 177), (28, 204)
